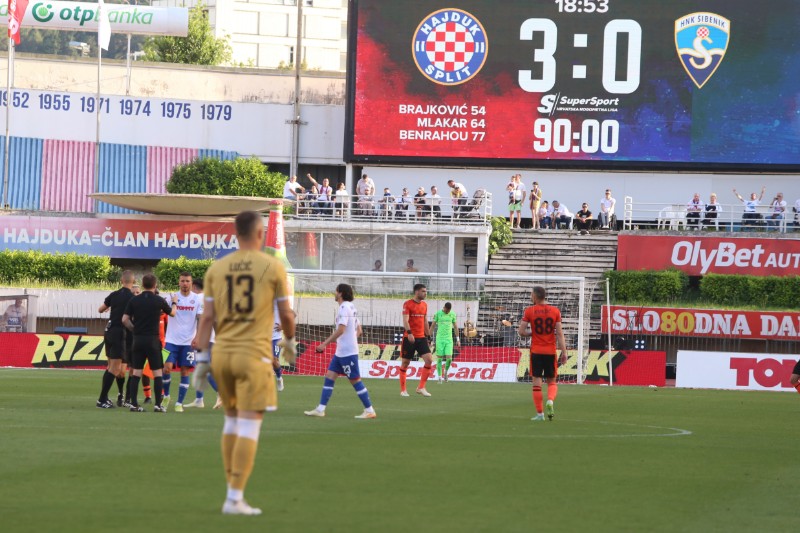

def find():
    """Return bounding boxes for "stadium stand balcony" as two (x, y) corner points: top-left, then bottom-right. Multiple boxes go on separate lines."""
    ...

(622, 197), (790, 232)
(290, 191), (492, 227)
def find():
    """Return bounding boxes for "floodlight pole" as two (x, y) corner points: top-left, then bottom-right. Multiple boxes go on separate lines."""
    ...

(606, 277), (614, 386)
(125, 34), (132, 96)
(94, 39), (103, 213)
(2, 38), (13, 210)
(289, 0), (304, 180)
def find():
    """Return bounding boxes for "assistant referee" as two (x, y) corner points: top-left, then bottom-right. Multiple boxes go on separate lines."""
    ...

(122, 273), (176, 412)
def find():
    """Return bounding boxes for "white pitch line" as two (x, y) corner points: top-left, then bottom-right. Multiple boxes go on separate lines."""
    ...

(3, 419), (692, 440)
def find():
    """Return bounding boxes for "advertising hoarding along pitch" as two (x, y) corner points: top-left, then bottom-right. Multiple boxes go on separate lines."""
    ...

(0, 1), (188, 36)
(603, 306), (800, 341)
(346, 0), (800, 171)
(676, 351), (798, 392)
(616, 235), (800, 277)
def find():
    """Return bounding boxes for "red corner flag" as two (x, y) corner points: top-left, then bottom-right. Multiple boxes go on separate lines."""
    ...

(8, 0), (29, 45)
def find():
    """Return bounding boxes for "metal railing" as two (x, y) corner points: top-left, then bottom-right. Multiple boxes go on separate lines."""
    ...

(622, 196), (795, 232)
(287, 192), (492, 226)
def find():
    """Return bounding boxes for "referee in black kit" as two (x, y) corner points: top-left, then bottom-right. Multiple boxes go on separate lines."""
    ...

(96, 270), (136, 408)
(122, 274), (176, 412)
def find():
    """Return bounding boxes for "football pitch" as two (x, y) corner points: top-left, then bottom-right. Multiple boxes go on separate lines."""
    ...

(1, 369), (796, 533)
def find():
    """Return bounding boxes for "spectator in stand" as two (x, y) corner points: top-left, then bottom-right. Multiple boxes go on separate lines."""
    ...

(356, 174), (375, 216)
(283, 175), (305, 202)
(403, 259), (419, 272)
(511, 174), (526, 229)
(538, 200), (552, 229)
(598, 189), (616, 229)
(766, 192), (787, 230)
(529, 181), (543, 229)
(733, 186), (766, 229)
(395, 188), (412, 220)
(702, 193), (723, 229)
(357, 183), (375, 218)
(551, 200), (573, 229)
(304, 184), (319, 215)
(3, 297), (27, 332)
(794, 196), (800, 228)
(428, 186), (442, 219)
(334, 182), (350, 218)
(372, 259), (383, 272)
(379, 187), (394, 219)
(686, 192), (704, 229)
(575, 203), (593, 233)
(414, 187), (429, 220)
(506, 182), (517, 226)
(307, 174), (334, 216)
(447, 179), (468, 218)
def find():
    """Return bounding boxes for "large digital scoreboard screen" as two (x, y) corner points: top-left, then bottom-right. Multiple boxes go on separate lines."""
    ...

(345, 0), (800, 171)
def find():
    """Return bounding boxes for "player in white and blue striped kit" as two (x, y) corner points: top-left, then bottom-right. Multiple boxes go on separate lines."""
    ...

(304, 283), (376, 419)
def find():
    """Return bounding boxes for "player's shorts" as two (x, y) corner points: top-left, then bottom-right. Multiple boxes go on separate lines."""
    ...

(510, 202), (522, 212)
(793, 360), (800, 375)
(530, 353), (558, 379)
(212, 350), (276, 412)
(435, 338), (454, 357)
(132, 335), (165, 371)
(328, 354), (361, 379)
(104, 327), (126, 361)
(165, 343), (196, 368)
(402, 336), (431, 360)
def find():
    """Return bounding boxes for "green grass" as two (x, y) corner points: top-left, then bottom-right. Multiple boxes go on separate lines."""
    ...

(1, 369), (797, 533)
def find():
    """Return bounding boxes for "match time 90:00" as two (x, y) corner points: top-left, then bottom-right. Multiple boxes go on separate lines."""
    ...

(520, 2), (638, 154)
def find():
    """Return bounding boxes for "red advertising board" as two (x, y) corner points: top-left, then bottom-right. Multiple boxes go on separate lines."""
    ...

(616, 235), (800, 277)
(677, 351), (799, 392)
(0, 215), (238, 260)
(1, 334), (665, 386)
(602, 305), (800, 340)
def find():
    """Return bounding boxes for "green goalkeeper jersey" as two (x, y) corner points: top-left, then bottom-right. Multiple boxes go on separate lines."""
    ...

(433, 310), (457, 341)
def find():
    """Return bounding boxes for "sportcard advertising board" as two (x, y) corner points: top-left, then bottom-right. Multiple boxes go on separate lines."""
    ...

(346, 0), (800, 171)
(616, 235), (800, 277)
(603, 306), (800, 341)
(676, 350), (800, 392)
(0, 333), (665, 386)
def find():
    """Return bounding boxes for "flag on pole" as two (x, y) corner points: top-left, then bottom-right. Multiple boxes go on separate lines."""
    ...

(7, 0), (29, 45)
(97, 0), (111, 51)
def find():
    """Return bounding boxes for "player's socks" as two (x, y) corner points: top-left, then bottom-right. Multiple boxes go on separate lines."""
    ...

(129, 375), (141, 406)
(116, 376), (125, 396)
(162, 374), (172, 397)
(444, 358), (453, 375)
(418, 365), (432, 389)
(352, 380), (373, 409)
(399, 367), (408, 392)
(142, 375), (152, 400)
(221, 416), (238, 485)
(99, 370), (115, 402)
(436, 358), (443, 378)
(208, 374), (218, 392)
(794, 382), (800, 394)
(547, 383), (558, 402)
(154, 376), (164, 407)
(274, 365), (283, 379)
(177, 375), (190, 404)
(319, 377), (335, 407)
(230, 418), (262, 494)
(532, 385), (543, 414)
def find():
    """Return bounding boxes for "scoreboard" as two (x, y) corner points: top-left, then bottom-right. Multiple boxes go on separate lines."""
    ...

(345, 0), (800, 171)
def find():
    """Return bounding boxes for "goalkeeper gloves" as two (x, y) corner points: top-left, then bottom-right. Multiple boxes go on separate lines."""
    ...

(192, 349), (211, 391)
(278, 336), (297, 364)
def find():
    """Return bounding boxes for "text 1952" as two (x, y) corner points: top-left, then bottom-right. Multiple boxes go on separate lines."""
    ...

(0, 90), (30, 108)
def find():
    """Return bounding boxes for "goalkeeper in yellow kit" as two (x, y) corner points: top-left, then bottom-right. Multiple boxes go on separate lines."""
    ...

(432, 302), (459, 383)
